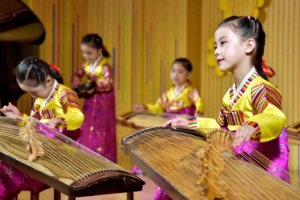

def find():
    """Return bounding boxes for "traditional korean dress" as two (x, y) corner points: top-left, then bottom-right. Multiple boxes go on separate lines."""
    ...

(73, 56), (116, 163)
(146, 83), (205, 116)
(0, 81), (84, 199)
(154, 68), (289, 200)
(196, 67), (289, 182)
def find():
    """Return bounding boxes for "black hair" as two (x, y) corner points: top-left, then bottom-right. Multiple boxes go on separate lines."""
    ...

(81, 34), (110, 58)
(172, 58), (193, 72)
(218, 16), (268, 80)
(16, 57), (63, 87)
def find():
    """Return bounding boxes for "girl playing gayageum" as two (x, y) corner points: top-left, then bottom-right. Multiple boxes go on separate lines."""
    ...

(164, 16), (289, 191)
(133, 58), (205, 200)
(72, 34), (116, 163)
(134, 58), (205, 117)
(0, 57), (84, 199)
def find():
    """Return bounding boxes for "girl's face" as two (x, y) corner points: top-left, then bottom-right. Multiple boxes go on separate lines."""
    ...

(170, 63), (190, 86)
(18, 77), (54, 99)
(214, 27), (247, 72)
(81, 44), (102, 63)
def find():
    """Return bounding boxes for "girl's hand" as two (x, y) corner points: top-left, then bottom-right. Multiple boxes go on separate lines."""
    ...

(133, 104), (147, 112)
(86, 88), (95, 94)
(49, 118), (62, 128)
(0, 103), (20, 119)
(162, 117), (189, 129)
(232, 125), (256, 147)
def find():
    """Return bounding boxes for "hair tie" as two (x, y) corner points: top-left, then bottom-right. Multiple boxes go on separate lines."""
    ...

(247, 16), (251, 20)
(102, 45), (108, 52)
(49, 64), (61, 74)
(261, 59), (275, 78)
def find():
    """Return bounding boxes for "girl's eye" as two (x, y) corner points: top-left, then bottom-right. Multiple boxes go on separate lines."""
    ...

(214, 45), (217, 50)
(221, 41), (226, 45)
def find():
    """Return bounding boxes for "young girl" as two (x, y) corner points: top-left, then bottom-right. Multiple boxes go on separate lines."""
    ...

(0, 57), (84, 199)
(72, 34), (116, 163)
(134, 58), (205, 117)
(163, 16), (289, 199)
(133, 58), (205, 200)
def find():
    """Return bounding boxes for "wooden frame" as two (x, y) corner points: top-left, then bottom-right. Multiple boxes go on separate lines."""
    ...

(287, 121), (300, 140)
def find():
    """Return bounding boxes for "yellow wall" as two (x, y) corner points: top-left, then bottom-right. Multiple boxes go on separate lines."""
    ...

(22, 0), (300, 171)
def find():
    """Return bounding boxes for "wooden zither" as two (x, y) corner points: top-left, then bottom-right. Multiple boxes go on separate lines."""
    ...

(121, 126), (300, 200)
(117, 111), (191, 129)
(0, 117), (144, 199)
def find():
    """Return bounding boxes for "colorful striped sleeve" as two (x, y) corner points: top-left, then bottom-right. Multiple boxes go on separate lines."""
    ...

(245, 82), (286, 142)
(95, 63), (114, 92)
(188, 89), (205, 115)
(30, 101), (41, 120)
(217, 104), (227, 127)
(145, 92), (167, 113)
(59, 88), (84, 130)
(188, 117), (198, 129)
(72, 63), (86, 79)
(251, 82), (282, 113)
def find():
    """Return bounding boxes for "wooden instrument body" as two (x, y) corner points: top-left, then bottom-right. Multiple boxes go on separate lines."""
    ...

(121, 126), (206, 199)
(117, 112), (191, 129)
(121, 126), (300, 200)
(287, 121), (300, 140)
(0, 118), (145, 198)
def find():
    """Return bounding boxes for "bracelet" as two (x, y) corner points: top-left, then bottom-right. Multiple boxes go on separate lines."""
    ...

(188, 117), (198, 129)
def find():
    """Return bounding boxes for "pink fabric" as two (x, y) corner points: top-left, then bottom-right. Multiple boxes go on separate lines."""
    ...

(153, 186), (172, 200)
(166, 105), (195, 116)
(77, 90), (116, 163)
(131, 166), (144, 174)
(233, 128), (290, 183)
(0, 163), (49, 199)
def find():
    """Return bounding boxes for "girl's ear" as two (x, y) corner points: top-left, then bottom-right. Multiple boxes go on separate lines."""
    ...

(98, 48), (103, 56)
(46, 75), (53, 86)
(245, 38), (256, 53)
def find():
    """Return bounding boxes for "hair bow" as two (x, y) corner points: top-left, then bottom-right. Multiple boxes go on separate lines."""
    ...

(102, 45), (108, 51)
(261, 59), (275, 78)
(49, 64), (61, 74)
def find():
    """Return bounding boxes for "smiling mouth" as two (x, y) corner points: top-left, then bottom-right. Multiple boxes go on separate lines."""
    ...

(217, 59), (224, 63)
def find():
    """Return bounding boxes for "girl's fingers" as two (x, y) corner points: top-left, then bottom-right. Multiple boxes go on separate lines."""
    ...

(245, 131), (252, 141)
(171, 123), (177, 130)
(233, 133), (246, 147)
(162, 120), (173, 127)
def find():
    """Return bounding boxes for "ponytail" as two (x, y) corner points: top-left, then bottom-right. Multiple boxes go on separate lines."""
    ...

(255, 59), (275, 81)
(49, 64), (64, 84)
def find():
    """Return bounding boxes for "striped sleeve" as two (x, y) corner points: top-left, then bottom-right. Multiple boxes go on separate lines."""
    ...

(251, 82), (282, 113)
(146, 92), (167, 113)
(59, 88), (84, 130)
(244, 82), (285, 142)
(188, 89), (205, 115)
(95, 63), (114, 92)
(217, 104), (227, 127)
(60, 89), (81, 110)
(73, 63), (86, 79)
